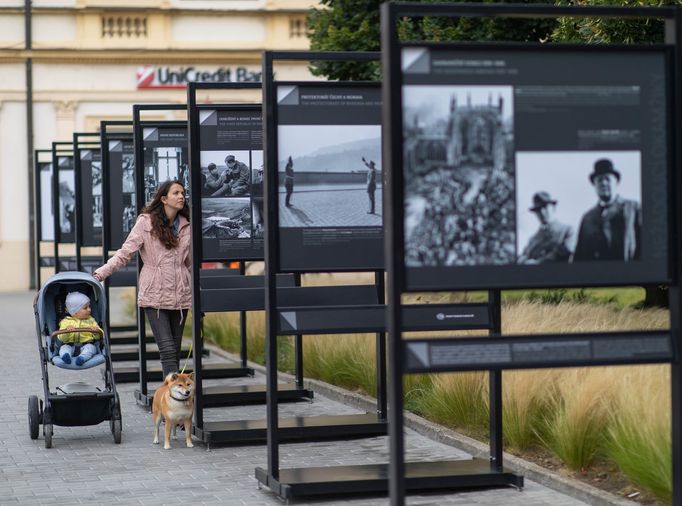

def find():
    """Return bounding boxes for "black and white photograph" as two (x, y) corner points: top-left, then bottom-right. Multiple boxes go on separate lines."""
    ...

(107, 139), (136, 250)
(122, 194), (136, 235)
(121, 153), (136, 231)
(57, 157), (75, 242)
(202, 198), (251, 240)
(516, 151), (642, 264)
(122, 153), (135, 193)
(402, 85), (514, 267)
(92, 159), (102, 228)
(251, 150), (263, 197)
(143, 145), (189, 203)
(39, 163), (54, 241)
(200, 150), (251, 197)
(251, 150), (264, 238)
(277, 124), (382, 228)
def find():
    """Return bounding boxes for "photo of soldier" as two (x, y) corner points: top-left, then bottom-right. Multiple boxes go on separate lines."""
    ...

(573, 159), (641, 261)
(277, 124), (382, 228)
(203, 163), (225, 196)
(517, 191), (573, 264)
(212, 155), (251, 197)
(284, 156), (294, 207)
(363, 157), (377, 214)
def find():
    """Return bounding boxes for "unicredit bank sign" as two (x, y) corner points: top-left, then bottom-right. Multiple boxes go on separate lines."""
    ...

(137, 65), (261, 89)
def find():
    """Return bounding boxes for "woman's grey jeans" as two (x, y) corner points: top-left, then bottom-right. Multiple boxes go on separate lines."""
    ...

(144, 308), (186, 378)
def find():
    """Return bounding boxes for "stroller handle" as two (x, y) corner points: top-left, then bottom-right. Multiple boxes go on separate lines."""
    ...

(50, 327), (104, 339)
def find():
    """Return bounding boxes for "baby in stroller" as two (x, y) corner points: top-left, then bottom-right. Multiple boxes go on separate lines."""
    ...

(30, 272), (122, 448)
(57, 291), (102, 366)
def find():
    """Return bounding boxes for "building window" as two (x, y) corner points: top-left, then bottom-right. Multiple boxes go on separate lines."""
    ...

(289, 18), (307, 38)
(101, 16), (148, 38)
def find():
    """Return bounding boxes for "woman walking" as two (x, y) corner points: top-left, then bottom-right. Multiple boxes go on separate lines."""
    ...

(93, 180), (191, 377)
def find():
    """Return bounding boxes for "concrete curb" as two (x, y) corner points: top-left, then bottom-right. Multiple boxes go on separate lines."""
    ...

(205, 343), (635, 506)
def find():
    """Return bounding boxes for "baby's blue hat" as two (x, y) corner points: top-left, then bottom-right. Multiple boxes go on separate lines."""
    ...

(65, 291), (90, 316)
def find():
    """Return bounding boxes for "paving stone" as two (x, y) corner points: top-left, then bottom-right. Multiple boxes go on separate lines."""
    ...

(0, 291), (588, 505)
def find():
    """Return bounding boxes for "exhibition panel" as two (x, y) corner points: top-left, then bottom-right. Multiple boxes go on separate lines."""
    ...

(255, 50), (501, 501)
(187, 82), (312, 445)
(381, 3), (680, 505)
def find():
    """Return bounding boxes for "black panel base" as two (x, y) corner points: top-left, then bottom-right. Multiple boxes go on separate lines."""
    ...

(202, 383), (314, 407)
(195, 413), (386, 445)
(112, 363), (254, 383)
(134, 389), (153, 409)
(255, 459), (523, 500)
(133, 383), (313, 409)
(108, 333), (154, 346)
(110, 345), (206, 362)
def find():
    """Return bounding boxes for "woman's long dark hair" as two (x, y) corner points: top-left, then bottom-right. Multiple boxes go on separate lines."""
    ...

(140, 180), (190, 249)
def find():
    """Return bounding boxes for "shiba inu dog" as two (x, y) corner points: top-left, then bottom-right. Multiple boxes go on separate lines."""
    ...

(152, 372), (195, 449)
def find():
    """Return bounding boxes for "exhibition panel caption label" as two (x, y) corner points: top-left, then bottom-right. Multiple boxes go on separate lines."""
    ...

(276, 83), (383, 271)
(400, 47), (669, 290)
(198, 107), (264, 261)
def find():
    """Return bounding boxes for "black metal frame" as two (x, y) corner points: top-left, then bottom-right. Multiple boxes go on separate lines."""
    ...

(128, 104), (254, 401)
(99, 120), (139, 348)
(34, 148), (54, 287)
(255, 51), (503, 500)
(255, 50), (502, 500)
(381, 3), (682, 505)
(72, 132), (101, 273)
(131, 104), (187, 399)
(186, 82), (317, 443)
(51, 141), (74, 274)
(260, 52), (387, 490)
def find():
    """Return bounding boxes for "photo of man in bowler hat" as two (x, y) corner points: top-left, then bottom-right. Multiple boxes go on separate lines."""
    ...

(518, 191), (573, 264)
(573, 158), (641, 261)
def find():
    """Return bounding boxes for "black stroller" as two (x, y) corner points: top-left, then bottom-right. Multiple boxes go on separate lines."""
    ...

(29, 271), (122, 448)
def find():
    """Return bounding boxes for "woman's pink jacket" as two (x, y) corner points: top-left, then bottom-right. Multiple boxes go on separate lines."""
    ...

(94, 213), (192, 310)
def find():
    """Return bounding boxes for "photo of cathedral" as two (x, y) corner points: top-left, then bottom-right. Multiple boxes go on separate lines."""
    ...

(403, 85), (515, 267)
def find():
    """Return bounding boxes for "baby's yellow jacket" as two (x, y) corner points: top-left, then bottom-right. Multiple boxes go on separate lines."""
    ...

(58, 316), (102, 343)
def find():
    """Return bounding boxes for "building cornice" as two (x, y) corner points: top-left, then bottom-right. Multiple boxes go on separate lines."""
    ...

(0, 6), (315, 15)
(0, 49), (270, 64)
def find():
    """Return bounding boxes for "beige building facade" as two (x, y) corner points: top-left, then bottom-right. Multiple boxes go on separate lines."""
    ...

(0, 0), (320, 290)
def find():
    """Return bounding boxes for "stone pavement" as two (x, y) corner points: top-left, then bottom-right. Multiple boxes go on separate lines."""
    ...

(279, 185), (383, 228)
(0, 291), (589, 505)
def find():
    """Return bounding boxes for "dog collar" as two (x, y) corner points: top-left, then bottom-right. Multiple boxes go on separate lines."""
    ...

(170, 394), (190, 403)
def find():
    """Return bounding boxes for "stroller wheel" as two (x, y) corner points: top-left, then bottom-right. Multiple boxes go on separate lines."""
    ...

(44, 423), (53, 449)
(110, 417), (122, 444)
(28, 396), (40, 440)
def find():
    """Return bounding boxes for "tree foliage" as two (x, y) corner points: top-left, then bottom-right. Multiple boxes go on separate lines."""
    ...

(307, 0), (557, 80)
(552, 0), (677, 44)
(307, 0), (680, 80)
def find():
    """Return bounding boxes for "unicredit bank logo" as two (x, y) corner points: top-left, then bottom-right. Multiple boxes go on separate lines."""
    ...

(136, 65), (261, 89)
